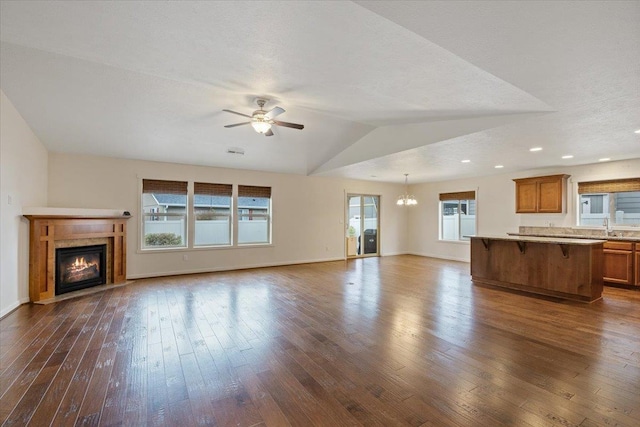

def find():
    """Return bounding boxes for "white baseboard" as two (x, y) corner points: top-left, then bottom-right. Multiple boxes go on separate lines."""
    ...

(0, 297), (29, 319)
(408, 251), (470, 263)
(380, 251), (410, 257)
(127, 256), (347, 280)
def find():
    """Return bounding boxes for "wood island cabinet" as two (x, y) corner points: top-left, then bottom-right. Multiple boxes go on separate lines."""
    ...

(513, 174), (569, 213)
(470, 235), (604, 302)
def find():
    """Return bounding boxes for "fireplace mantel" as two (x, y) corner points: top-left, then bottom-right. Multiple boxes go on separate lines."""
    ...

(24, 214), (130, 302)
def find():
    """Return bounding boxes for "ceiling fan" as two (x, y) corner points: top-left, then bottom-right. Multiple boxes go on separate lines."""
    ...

(223, 98), (304, 137)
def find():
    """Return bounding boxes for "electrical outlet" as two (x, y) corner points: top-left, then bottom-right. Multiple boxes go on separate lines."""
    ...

(183, 254), (188, 261)
(7, 195), (12, 205)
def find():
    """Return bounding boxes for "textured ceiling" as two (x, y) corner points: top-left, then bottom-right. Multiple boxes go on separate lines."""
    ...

(1, 1), (639, 182)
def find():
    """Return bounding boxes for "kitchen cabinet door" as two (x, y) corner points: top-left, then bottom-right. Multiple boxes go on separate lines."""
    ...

(603, 249), (633, 285)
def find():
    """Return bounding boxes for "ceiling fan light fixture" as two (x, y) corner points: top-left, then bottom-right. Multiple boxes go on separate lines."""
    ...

(251, 118), (272, 134)
(397, 173), (418, 206)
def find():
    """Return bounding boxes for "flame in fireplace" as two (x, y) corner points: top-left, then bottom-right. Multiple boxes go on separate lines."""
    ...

(70, 256), (97, 272)
(63, 255), (100, 283)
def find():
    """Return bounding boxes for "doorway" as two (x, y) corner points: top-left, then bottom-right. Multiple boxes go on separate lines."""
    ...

(346, 194), (380, 257)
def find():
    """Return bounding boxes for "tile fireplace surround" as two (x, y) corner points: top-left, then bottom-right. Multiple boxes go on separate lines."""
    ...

(23, 209), (129, 302)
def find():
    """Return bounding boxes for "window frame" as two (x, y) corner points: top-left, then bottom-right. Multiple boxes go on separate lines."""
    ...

(141, 179), (188, 250)
(237, 185), (272, 246)
(577, 178), (640, 227)
(193, 182), (233, 248)
(139, 179), (273, 252)
(577, 191), (640, 227)
(439, 191), (477, 242)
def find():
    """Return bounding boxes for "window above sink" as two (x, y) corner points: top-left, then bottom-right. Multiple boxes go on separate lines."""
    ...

(578, 178), (640, 227)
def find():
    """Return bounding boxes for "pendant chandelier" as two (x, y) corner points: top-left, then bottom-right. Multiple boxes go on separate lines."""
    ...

(397, 173), (417, 206)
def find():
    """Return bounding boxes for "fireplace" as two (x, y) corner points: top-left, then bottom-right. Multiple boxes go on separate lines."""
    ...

(25, 214), (128, 302)
(56, 245), (107, 294)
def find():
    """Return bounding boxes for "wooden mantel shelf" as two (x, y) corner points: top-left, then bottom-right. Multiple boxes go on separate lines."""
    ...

(22, 206), (128, 218)
(24, 215), (131, 220)
(24, 214), (130, 302)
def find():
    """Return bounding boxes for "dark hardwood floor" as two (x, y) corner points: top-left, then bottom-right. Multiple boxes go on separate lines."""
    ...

(1, 255), (639, 426)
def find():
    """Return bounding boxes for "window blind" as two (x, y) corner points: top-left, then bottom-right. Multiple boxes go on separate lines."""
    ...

(142, 179), (188, 195)
(439, 191), (476, 201)
(238, 185), (271, 198)
(577, 178), (640, 194)
(194, 182), (232, 196)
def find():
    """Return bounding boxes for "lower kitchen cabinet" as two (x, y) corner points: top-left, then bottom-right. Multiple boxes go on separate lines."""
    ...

(603, 241), (636, 286)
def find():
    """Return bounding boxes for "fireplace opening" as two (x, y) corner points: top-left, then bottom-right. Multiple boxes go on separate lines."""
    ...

(56, 244), (107, 294)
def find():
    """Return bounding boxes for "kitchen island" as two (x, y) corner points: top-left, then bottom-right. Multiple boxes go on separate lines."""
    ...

(469, 235), (606, 302)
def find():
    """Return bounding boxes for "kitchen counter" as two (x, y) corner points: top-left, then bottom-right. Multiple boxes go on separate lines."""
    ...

(507, 232), (640, 242)
(469, 235), (604, 302)
(474, 234), (606, 245)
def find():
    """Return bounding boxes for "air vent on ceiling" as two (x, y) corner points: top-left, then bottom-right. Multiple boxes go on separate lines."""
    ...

(227, 147), (245, 155)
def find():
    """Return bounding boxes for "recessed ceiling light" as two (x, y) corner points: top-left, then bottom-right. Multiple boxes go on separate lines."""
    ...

(634, 129), (640, 134)
(461, 159), (471, 163)
(598, 158), (611, 162)
(494, 165), (504, 169)
(562, 155), (573, 159)
(529, 147), (543, 152)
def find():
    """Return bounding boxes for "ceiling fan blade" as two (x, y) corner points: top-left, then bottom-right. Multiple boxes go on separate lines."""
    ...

(222, 109), (252, 119)
(273, 120), (304, 130)
(264, 129), (274, 137)
(224, 122), (251, 128)
(264, 106), (285, 120)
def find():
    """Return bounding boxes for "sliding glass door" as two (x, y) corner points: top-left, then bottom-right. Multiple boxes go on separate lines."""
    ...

(347, 194), (380, 257)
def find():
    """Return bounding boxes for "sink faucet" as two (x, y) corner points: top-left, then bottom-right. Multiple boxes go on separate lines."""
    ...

(603, 217), (613, 236)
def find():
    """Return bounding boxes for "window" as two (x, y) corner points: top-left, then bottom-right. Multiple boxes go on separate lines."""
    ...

(141, 180), (272, 249)
(142, 179), (188, 248)
(578, 178), (640, 226)
(440, 191), (476, 241)
(238, 185), (271, 244)
(194, 182), (232, 246)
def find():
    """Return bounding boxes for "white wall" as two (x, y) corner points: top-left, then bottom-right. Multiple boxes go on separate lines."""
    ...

(0, 90), (48, 317)
(47, 153), (409, 279)
(408, 158), (640, 262)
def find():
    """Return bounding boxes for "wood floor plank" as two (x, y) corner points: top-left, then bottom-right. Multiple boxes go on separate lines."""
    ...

(27, 292), (113, 426)
(1, 298), (95, 425)
(74, 288), (130, 425)
(0, 303), (57, 371)
(0, 255), (638, 426)
(50, 289), (124, 426)
(234, 364), (291, 427)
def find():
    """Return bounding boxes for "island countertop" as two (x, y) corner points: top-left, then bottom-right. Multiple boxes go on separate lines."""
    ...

(506, 232), (640, 243)
(468, 234), (607, 245)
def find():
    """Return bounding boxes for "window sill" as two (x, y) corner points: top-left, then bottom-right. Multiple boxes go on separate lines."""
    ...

(438, 239), (471, 245)
(137, 243), (274, 254)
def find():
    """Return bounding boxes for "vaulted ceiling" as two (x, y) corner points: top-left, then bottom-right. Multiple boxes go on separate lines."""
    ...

(1, 1), (638, 183)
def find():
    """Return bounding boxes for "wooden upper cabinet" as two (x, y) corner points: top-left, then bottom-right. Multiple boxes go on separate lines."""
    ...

(513, 174), (569, 213)
(515, 181), (538, 213)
